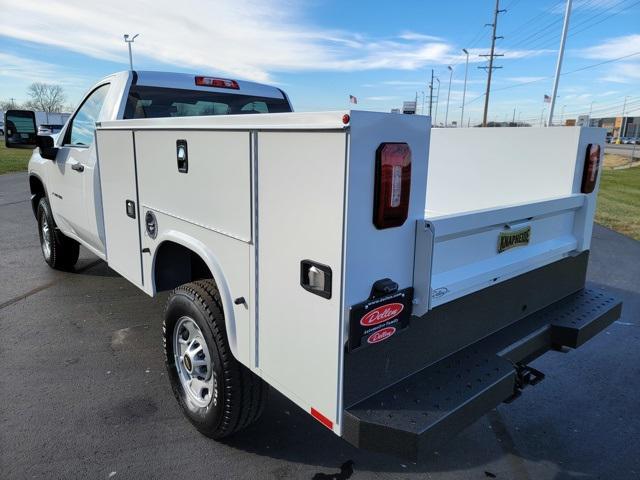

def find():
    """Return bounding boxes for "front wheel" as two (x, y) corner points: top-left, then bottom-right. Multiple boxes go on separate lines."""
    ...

(37, 197), (80, 270)
(163, 280), (267, 439)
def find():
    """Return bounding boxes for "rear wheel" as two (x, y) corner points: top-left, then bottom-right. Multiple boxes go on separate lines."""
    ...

(37, 197), (80, 270)
(163, 279), (267, 438)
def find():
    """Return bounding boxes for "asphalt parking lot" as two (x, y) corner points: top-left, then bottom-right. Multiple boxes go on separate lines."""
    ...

(1, 171), (639, 480)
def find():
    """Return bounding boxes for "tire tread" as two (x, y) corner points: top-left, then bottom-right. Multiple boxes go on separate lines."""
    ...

(163, 279), (267, 438)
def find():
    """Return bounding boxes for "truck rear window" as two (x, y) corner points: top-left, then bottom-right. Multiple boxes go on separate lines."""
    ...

(123, 85), (291, 119)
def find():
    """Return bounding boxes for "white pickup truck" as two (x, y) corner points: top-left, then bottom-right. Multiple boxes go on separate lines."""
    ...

(4, 70), (621, 459)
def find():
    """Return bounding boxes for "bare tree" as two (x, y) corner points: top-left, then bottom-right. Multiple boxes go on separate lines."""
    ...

(24, 83), (67, 113)
(0, 99), (21, 111)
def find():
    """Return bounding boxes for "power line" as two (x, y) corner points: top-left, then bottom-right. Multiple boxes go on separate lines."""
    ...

(508, 0), (638, 52)
(462, 50), (640, 106)
(568, 0), (635, 36)
(502, 0), (564, 41)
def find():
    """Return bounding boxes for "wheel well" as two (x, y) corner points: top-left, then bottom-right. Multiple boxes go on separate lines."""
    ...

(29, 175), (46, 217)
(154, 241), (213, 292)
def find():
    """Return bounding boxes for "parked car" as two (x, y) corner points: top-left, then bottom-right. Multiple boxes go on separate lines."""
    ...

(3, 70), (622, 460)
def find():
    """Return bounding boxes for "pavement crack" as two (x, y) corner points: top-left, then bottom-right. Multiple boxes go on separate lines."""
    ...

(0, 259), (102, 311)
(0, 199), (30, 207)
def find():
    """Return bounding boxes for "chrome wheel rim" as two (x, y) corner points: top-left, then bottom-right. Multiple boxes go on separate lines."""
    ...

(173, 316), (217, 408)
(40, 215), (51, 260)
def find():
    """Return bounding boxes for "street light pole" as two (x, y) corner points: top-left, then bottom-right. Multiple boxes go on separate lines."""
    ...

(547, 0), (572, 126)
(444, 66), (453, 127)
(428, 69), (434, 117)
(123, 33), (140, 70)
(460, 48), (469, 128)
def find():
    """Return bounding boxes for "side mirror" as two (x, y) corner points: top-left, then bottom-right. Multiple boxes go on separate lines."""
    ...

(4, 110), (37, 149)
(36, 135), (58, 161)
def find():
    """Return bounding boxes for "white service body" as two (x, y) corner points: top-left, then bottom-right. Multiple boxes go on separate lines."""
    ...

(22, 70), (606, 443)
(94, 113), (602, 435)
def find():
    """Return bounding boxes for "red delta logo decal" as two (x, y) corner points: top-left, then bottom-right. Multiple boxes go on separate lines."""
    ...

(367, 326), (397, 344)
(360, 303), (404, 327)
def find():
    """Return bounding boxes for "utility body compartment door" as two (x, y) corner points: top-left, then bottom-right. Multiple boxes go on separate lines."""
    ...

(96, 129), (143, 287)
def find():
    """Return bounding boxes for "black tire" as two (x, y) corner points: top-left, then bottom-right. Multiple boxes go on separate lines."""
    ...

(163, 279), (267, 439)
(36, 197), (80, 270)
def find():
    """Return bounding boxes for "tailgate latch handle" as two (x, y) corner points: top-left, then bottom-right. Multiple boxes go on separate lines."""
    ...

(176, 139), (188, 173)
(300, 260), (332, 299)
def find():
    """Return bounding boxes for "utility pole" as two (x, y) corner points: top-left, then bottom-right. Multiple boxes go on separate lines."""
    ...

(619, 95), (629, 140)
(480, 0), (505, 127)
(434, 77), (441, 126)
(123, 33), (140, 70)
(9, 97), (16, 108)
(547, 0), (572, 126)
(445, 66), (453, 127)
(512, 107), (516, 125)
(428, 69), (434, 118)
(460, 49), (470, 128)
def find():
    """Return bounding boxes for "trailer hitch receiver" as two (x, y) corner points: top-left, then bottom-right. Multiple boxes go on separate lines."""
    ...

(504, 362), (545, 404)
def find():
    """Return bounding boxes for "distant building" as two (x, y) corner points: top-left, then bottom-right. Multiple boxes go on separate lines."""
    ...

(588, 116), (640, 137)
(402, 101), (417, 115)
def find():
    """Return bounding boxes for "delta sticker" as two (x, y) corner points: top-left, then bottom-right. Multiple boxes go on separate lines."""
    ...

(360, 303), (404, 327)
(367, 326), (397, 344)
(348, 287), (413, 352)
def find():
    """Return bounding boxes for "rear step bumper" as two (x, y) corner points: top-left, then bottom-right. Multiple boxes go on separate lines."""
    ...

(342, 285), (622, 460)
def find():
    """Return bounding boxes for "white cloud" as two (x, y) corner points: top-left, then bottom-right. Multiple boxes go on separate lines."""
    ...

(398, 32), (443, 42)
(0, 0), (462, 82)
(577, 35), (640, 84)
(600, 63), (640, 84)
(365, 96), (400, 101)
(0, 0), (561, 84)
(580, 34), (640, 60)
(563, 93), (593, 101)
(0, 52), (88, 86)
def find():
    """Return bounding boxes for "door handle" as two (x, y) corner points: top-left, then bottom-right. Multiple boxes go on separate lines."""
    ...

(71, 163), (84, 172)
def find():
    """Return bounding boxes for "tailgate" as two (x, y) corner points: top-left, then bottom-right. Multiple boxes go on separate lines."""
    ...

(424, 194), (587, 309)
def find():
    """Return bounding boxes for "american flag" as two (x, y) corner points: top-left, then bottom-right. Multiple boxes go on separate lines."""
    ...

(544, 94), (551, 103)
(349, 95), (358, 104)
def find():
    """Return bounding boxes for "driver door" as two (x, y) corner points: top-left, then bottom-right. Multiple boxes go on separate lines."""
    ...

(49, 84), (110, 245)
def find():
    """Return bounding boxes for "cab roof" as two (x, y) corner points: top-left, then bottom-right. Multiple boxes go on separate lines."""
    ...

(128, 71), (286, 99)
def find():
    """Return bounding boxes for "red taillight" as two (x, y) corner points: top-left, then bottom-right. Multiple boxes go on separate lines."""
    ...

(195, 76), (239, 89)
(373, 143), (411, 229)
(581, 143), (601, 194)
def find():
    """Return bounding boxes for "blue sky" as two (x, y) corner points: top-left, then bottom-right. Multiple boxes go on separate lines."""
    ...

(0, 0), (638, 125)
